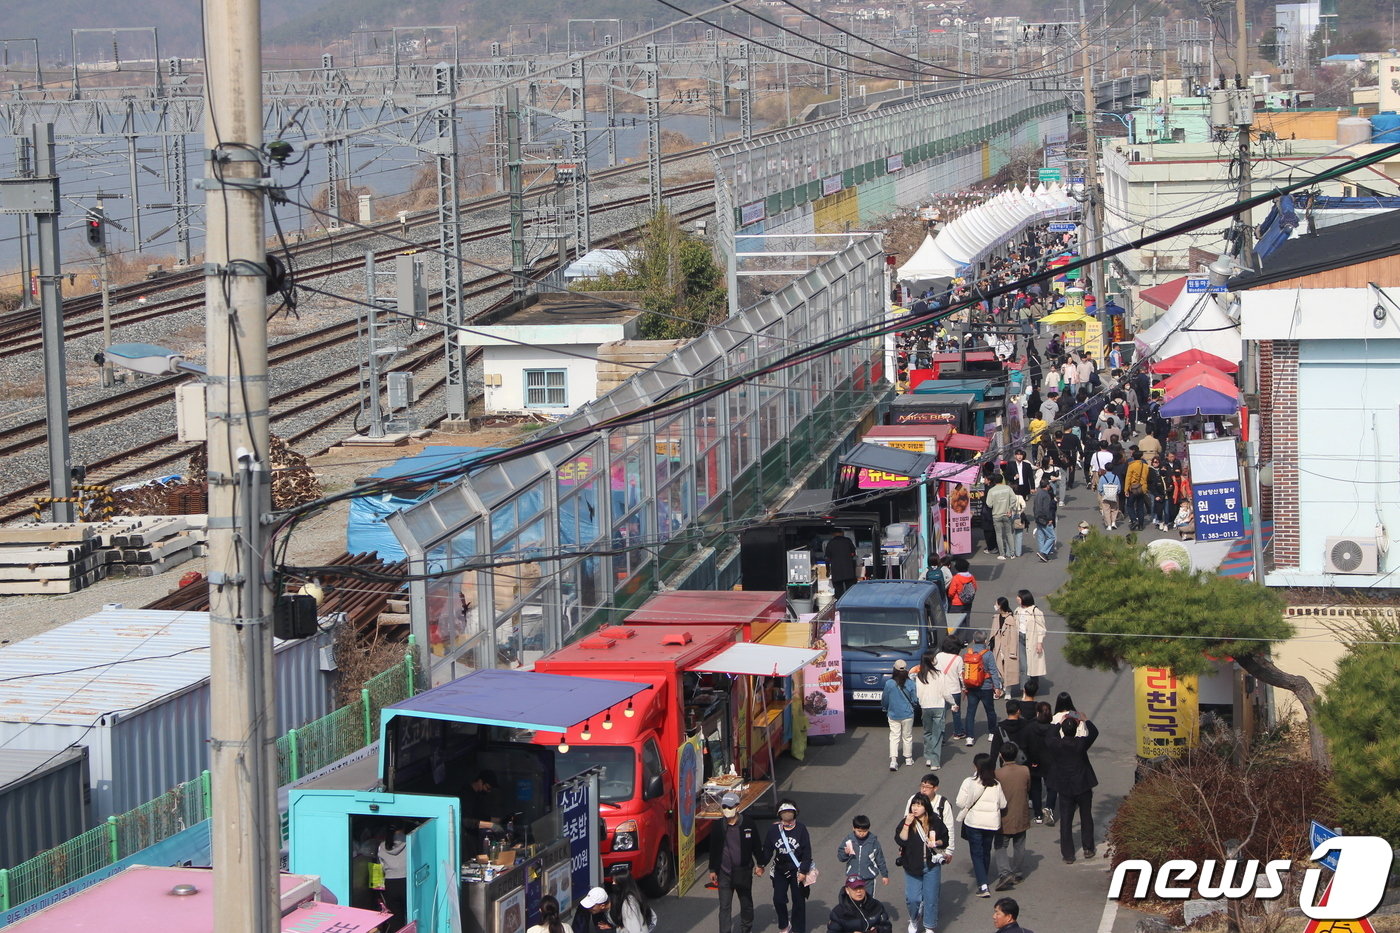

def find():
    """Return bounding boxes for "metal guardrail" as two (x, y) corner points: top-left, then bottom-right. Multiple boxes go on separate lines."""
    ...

(0, 650), (417, 913)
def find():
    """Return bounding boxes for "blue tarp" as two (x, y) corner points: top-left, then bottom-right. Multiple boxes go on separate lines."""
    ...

(347, 446), (502, 559)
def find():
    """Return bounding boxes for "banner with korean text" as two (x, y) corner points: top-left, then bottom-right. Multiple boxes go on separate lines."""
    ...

(1133, 667), (1199, 758)
(800, 613), (847, 738)
(1188, 438), (1245, 541)
(675, 733), (704, 895)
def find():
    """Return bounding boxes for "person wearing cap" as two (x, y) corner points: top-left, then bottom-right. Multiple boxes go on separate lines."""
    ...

(571, 886), (616, 933)
(1067, 522), (1091, 564)
(826, 874), (893, 933)
(764, 799), (813, 933)
(881, 660), (919, 771)
(708, 792), (765, 933)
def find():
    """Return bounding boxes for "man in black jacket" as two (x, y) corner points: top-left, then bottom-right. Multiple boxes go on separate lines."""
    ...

(1045, 717), (1100, 863)
(826, 875), (893, 933)
(991, 896), (1036, 932)
(709, 793), (765, 933)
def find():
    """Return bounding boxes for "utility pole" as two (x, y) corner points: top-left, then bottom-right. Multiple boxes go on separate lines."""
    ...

(506, 86), (526, 301)
(94, 197), (114, 387)
(1078, 0), (1104, 302)
(202, 0), (279, 932)
(31, 124), (75, 523)
(432, 63), (468, 419)
(362, 251), (386, 438)
(642, 44), (662, 211)
(17, 136), (36, 311)
(1234, 0), (1253, 262)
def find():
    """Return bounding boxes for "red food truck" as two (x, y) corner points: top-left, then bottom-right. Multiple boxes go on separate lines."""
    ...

(533, 621), (818, 897)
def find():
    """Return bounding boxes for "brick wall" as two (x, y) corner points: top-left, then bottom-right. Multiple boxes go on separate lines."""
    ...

(1265, 340), (1300, 569)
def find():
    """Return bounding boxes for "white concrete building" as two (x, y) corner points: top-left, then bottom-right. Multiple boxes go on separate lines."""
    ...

(460, 294), (643, 416)
(1230, 209), (1400, 586)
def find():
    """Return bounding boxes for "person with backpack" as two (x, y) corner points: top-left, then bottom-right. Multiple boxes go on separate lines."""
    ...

(992, 741), (1032, 890)
(882, 660), (920, 771)
(945, 559), (977, 635)
(1123, 450), (1151, 531)
(959, 632), (1004, 747)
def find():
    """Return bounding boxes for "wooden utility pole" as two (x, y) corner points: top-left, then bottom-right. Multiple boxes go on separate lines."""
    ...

(1078, 0), (1103, 299)
(202, 0), (279, 928)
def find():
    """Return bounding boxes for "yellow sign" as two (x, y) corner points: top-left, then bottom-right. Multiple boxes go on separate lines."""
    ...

(1083, 315), (1104, 360)
(1133, 667), (1199, 758)
(675, 733), (705, 895)
(1303, 920), (1377, 933)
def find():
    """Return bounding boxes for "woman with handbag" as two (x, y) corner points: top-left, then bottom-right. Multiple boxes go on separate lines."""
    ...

(895, 793), (949, 933)
(764, 799), (814, 933)
(955, 753), (1007, 899)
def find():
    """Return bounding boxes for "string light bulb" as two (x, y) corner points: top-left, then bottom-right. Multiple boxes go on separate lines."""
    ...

(558, 740), (570, 754)
(624, 699), (635, 718)
(602, 711), (614, 730)
(580, 720), (592, 741)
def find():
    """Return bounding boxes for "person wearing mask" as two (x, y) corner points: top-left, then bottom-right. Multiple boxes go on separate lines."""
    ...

(991, 742), (1032, 890)
(377, 827), (409, 932)
(955, 753), (1008, 899)
(989, 597), (1019, 694)
(606, 874), (656, 933)
(765, 800), (814, 933)
(991, 897), (1037, 933)
(882, 660), (919, 770)
(709, 792), (765, 933)
(825, 531), (860, 599)
(572, 888), (617, 933)
(528, 895), (568, 933)
(895, 793), (949, 933)
(1147, 456), (1171, 530)
(1045, 711), (1100, 864)
(826, 875), (894, 933)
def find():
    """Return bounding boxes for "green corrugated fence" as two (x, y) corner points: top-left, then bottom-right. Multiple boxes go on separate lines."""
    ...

(0, 650), (417, 913)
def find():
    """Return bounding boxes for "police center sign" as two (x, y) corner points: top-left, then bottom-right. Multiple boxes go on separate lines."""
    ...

(1188, 437), (1244, 541)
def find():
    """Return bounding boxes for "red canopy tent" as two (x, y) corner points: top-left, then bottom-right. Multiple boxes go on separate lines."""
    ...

(1154, 362), (1238, 399)
(1150, 348), (1240, 375)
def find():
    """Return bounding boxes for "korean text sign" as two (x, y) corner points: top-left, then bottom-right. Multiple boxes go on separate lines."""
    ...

(1133, 666), (1199, 758)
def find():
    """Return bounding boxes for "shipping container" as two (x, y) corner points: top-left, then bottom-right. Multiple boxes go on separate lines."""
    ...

(0, 747), (90, 868)
(0, 609), (335, 821)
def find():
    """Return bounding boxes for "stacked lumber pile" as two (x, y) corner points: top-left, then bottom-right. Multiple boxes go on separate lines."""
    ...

(0, 524), (105, 595)
(94, 516), (208, 577)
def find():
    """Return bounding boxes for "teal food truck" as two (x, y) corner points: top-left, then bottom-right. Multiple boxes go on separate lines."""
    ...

(288, 669), (646, 933)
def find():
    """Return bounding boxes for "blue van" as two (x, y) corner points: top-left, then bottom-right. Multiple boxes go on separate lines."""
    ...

(835, 580), (947, 710)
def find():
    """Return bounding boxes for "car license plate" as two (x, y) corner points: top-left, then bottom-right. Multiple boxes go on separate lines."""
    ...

(851, 690), (882, 701)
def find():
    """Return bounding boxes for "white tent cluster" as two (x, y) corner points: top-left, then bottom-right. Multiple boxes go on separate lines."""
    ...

(1134, 286), (1243, 364)
(897, 183), (1080, 292)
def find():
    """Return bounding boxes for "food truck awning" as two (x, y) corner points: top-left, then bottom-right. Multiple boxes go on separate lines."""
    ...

(839, 442), (939, 478)
(688, 642), (824, 678)
(385, 668), (648, 732)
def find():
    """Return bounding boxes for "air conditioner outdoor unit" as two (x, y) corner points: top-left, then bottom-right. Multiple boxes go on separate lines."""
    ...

(1324, 537), (1379, 575)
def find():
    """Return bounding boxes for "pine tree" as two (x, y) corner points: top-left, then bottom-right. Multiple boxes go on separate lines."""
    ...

(1049, 533), (1328, 764)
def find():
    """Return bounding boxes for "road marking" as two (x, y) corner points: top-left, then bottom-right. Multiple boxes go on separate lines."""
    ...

(1097, 896), (1119, 933)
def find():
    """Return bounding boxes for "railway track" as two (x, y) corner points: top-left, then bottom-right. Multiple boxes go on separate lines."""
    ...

(0, 180), (714, 358)
(0, 198), (716, 524)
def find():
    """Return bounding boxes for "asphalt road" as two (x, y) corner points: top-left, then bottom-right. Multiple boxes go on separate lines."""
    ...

(654, 481), (1156, 933)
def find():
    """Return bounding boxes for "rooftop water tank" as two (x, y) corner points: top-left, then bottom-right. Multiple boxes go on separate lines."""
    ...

(1338, 116), (1373, 146)
(1371, 111), (1400, 143)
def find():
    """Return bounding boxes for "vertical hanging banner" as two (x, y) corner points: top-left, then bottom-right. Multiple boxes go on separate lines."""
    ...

(675, 733), (704, 895)
(944, 482), (973, 555)
(1189, 438), (1244, 541)
(801, 613), (847, 738)
(1133, 667), (1199, 758)
(555, 772), (597, 905)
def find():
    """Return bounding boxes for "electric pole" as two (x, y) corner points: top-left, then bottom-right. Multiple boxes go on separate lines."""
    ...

(92, 197), (114, 388)
(32, 124), (75, 523)
(1234, 0), (1254, 262)
(202, 0), (279, 931)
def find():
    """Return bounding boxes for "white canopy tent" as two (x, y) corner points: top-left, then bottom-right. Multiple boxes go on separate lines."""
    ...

(1134, 286), (1243, 363)
(896, 234), (965, 289)
(924, 184), (1079, 270)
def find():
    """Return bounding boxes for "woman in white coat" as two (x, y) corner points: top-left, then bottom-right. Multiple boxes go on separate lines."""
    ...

(955, 752), (1008, 899)
(1014, 589), (1048, 683)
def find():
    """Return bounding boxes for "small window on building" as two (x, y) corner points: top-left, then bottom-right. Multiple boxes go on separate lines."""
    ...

(524, 369), (567, 408)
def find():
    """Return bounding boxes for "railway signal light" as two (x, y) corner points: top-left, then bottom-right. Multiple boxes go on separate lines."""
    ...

(85, 209), (105, 249)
